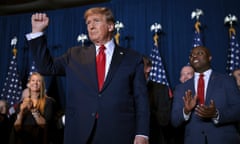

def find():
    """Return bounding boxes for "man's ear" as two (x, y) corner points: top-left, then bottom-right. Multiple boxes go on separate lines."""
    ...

(108, 24), (114, 32)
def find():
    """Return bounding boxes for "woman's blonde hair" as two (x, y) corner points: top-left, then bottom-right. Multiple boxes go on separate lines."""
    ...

(28, 72), (47, 114)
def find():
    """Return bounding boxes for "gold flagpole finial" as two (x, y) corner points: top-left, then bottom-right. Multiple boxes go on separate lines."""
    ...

(194, 20), (201, 33)
(224, 14), (238, 37)
(11, 36), (18, 57)
(229, 27), (236, 37)
(153, 33), (159, 47)
(150, 23), (162, 47)
(114, 21), (124, 45)
(191, 9), (203, 33)
(114, 32), (120, 45)
(12, 47), (17, 57)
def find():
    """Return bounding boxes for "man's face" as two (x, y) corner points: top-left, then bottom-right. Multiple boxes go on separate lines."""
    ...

(189, 46), (211, 73)
(86, 14), (114, 45)
(180, 66), (194, 83)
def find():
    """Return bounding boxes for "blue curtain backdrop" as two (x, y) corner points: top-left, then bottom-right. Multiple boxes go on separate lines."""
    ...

(0, 0), (239, 108)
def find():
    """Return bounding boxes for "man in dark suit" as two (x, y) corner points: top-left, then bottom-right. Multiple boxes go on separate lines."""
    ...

(143, 56), (172, 144)
(26, 7), (149, 144)
(171, 46), (240, 144)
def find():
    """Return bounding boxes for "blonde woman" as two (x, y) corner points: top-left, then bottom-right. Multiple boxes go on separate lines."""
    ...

(11, 72), (55, 144)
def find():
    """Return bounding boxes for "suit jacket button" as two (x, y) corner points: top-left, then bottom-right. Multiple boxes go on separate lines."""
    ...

(98, 94), (102, 97)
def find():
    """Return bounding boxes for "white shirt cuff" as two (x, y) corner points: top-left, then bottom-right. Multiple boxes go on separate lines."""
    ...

(212, 109), (219, 124)
(183, 108), (191, 121)
(26, 32), (44, 40)
(136, 135), (148, 139)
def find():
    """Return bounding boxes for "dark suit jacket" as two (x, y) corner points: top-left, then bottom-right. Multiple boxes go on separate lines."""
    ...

(28, 36), (150, 144)
(171, 71), (240, 144)
(147, 81), (171, 126)
(147, 81), (172, 144)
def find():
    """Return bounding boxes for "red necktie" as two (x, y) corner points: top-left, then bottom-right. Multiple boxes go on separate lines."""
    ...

(96, 45), (106, 91)
(197, 73), (205, 105)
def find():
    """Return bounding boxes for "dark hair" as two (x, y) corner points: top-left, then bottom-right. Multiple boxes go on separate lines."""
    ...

(143, 56), (152, 67)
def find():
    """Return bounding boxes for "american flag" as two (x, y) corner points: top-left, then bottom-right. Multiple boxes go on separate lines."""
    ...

(149, 43), (172, 97)
(226, 33), (240, 75)
(0, 37), (22, 108)
(0, 53), (22, 107)
(192, 29), (203, 47)
(186, 23), (204, 65)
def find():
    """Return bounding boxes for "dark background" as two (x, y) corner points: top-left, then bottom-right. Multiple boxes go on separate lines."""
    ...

(0, 0), (239, 108)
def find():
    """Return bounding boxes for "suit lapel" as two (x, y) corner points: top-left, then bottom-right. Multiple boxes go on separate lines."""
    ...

(205, 72), (216, 104)
(102, 46), (125, 90)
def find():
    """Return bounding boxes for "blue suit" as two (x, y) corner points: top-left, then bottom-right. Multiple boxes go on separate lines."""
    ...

(171, 71), (240, 144)
(28, 36), (150, 144)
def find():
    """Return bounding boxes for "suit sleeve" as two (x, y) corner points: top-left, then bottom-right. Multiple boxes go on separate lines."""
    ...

(27, 35), (67, 76)
(171, 84), (188, 127)
(217, 76), (240, 124)
(134, 57), (150, 136)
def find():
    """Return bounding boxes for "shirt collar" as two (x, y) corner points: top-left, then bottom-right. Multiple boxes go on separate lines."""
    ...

(96, 39), (115, 53)
(194, 69), (212, 78)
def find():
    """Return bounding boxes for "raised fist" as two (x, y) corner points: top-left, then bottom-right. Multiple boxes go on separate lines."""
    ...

(31, 13), (49, 33)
